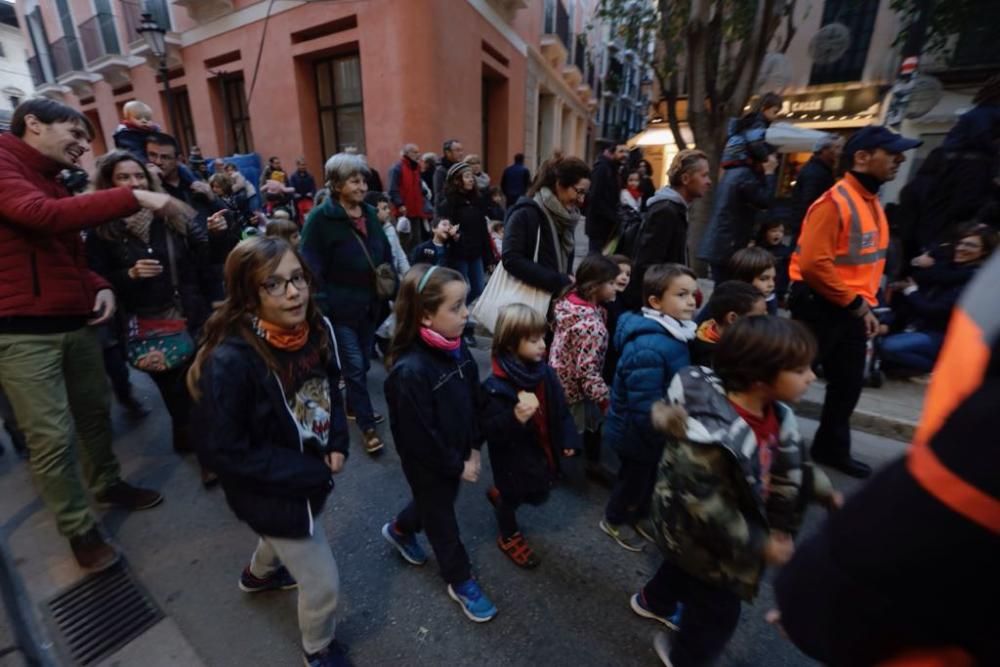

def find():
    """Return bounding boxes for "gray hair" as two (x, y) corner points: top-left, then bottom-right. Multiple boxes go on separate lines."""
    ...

(324, 153), (370, 190)
(421, 152), (438, 165)
(401, 143), (418, 154)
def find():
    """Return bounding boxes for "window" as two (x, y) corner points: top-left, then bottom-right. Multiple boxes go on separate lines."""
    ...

(314, 55), (365, 157)
(53, 0), (84, 71)
(222, 75), (253, 154)
(809, 0), (879, 85)
(166, 88), (196, 157)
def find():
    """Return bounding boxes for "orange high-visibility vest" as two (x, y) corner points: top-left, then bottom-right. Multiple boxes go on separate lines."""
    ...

(789, 175), (889, 305)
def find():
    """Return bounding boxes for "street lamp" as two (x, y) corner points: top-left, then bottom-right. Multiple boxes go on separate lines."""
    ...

(136, 12), (182, 148)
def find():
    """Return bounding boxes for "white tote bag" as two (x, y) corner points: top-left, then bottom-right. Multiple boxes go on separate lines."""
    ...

(471, 225), (552, 334)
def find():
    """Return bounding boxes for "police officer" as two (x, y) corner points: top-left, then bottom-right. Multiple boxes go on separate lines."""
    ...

(788, 126), (921, 478)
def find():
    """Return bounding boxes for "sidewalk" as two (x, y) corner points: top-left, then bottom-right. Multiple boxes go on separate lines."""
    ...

(799, 377), (924, 443)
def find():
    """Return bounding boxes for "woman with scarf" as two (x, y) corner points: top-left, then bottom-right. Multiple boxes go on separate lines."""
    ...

(501, 156), (591, 308)
(86, 151), (215, 483)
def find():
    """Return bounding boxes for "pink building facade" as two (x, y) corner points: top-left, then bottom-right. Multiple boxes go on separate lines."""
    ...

(17, 0), (604, 179)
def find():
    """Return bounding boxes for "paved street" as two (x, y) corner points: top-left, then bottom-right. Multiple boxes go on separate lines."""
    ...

(0, 341), (907, 667)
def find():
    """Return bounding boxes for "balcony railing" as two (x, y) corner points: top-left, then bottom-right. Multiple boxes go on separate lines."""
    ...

(50, 36), (85, 77)
(543, 0), (571, 52)
(27, 55), (47, 87)
(79, 12), (121, 63)
(122, 0), (172, 43)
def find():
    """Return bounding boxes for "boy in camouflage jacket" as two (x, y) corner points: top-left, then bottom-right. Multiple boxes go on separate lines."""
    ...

(628, 316), (839, 667)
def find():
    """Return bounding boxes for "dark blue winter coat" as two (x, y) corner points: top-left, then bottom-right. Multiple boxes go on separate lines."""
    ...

(385, 340), (484, 479)
(603, 312), (691, 464)
(193, 322), (350, 539)
(482, 365), (580, 501)
(697, 166), (776, 266)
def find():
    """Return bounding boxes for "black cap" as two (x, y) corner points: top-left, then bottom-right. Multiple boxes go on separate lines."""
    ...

(844, 125), (922, 156)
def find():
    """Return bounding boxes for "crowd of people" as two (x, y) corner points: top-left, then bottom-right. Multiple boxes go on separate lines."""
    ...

(0, 86), (996, 667)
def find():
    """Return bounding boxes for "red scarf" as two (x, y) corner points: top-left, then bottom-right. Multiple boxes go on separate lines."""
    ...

(419, 327), (461, 351)
(627, 186), (642, 201)
(398, 157), (426, 218)
(253, 317), (309, 351)
(491, 358), (554, 471)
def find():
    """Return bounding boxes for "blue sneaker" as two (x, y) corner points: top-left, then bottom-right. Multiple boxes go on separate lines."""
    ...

(447, 579), (497, 623)
(303, 640), (352, 667)
(239, 565), (298, 593)
(381, 522), (427, 565)
(630, 592), (682, 630)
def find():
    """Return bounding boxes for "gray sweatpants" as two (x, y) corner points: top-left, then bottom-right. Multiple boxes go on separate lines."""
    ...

(249, 520), (340, 655)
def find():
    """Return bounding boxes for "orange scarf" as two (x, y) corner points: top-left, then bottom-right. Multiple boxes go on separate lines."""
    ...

(696, 319), (722, 344)
(252, 316), (310, 351)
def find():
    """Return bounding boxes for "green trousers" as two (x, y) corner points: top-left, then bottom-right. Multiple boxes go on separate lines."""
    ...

(0, 327), (120, 538)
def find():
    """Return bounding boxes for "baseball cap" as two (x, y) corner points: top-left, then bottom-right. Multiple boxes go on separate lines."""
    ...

(844, 125), (922, 156)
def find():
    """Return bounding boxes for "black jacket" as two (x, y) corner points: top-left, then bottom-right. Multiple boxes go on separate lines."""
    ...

(409, 239), (451, 267)
(697, 166), (775, 265)
(623, 186), (689, 311)
(437, 191), (493, 262)
(790, 155), (835, 242)
(895, 260), (979, 333)
(385, 341), (484, 479)
(585, 154), (621, 245)
(193, 323), (350, 539)
(501, 197), (573, 296)
(85, 219), (211, 335)
(482, 366), (579, 501)
(500, 163), (531, 206)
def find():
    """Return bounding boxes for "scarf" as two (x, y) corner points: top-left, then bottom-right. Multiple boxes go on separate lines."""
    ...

(419, 327), (461, 358)
(124, 208), (155, 244)
(494, 353), (546, 390)
(641, 307), (697, 342)
(534, 187), (579, 274)
(252, 316), (310, 351)
(696, 319), (722, 344)
(627, 186), (642, 201)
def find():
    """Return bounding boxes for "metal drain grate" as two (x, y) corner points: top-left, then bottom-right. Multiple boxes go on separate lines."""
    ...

(44, 560), (164, 665)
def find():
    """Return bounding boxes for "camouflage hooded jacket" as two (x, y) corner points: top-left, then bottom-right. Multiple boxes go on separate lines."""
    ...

(651, 366), (834, 601)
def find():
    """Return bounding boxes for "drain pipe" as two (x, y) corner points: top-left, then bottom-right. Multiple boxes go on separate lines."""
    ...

(0, 535), (59, 667)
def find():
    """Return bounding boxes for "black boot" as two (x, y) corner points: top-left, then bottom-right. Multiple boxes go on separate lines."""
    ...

(582, 429), (613, 487)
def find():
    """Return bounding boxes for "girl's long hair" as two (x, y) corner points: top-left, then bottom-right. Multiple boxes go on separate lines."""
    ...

(92, 150), (189, 240)
(387, 264), (466, 367)
(186, 236), (329, 400)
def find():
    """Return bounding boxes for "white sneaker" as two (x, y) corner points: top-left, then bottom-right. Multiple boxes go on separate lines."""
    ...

(653, 631), (675, 666)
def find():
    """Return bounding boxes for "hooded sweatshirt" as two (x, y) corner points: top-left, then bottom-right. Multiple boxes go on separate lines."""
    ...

(622, 185), (691, 310)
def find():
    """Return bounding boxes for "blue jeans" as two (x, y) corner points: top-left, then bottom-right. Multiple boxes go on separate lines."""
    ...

(880, 331), (944, 374)
(332, 319), (376, 431)
(451, 257), (485, 334)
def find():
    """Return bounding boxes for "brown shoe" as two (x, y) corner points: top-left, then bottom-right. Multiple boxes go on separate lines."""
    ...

(96, 481), (163, 510)
(363, 429), (384, 456)
(69, 527), (120, 572)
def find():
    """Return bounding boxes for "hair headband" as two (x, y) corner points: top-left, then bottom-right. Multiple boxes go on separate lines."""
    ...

(417, 265), (438, 293)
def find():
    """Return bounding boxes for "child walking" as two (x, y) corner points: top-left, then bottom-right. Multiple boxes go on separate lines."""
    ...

(482, 304), (579, 568)
(187, 237), (352, 667)
(632, 315), (839, 666)
(601, 264), (698, 551)
(756, 219), (792, 307)
(690, 281), (767, 367)
(380, 264), (497, 623)
(549, 254), (621, 473)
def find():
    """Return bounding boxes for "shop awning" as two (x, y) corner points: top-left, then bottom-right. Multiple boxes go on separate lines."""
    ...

(628, 124), (695, 148)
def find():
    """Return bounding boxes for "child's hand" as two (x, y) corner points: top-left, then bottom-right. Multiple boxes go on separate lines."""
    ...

(514, 401), (538, 424)
(763, 531), (795, 565)
(461, 450), (481, 483)
(562, 448), (576, 457)
(326, 452), (345, 473)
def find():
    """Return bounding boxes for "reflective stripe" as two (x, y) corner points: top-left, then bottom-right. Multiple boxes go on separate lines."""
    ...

(833, 249), (888, 265)
(836, 185), (865, 259)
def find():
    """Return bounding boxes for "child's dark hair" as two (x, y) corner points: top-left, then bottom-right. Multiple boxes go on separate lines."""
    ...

(364, 191), (389, 208)
(431, 217), (450, 230)
(954, 222), (999, 258)
(728, 247), (776, 284)
(265, 218), (300, 242)
(642, 263), (697, 305)
(575, 254), (620, 301)
(489, 220), (505, 234)
(492, 303), (548, 358)
(608, 254), (631, 268)
(705, 281), (765, 323)
(755, 219), (785, 245)
(714, 316), (817, 392)
(388, 264), (466, 366)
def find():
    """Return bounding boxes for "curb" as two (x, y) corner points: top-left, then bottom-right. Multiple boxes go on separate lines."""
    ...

(798, 398), (916, 443)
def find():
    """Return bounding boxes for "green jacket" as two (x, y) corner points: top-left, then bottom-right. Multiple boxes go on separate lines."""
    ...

(300, 198), (393, 324)
(652, 366), (834, 601)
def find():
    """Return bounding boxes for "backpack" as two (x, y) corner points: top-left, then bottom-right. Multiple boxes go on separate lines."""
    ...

(614, 204), (646, 258)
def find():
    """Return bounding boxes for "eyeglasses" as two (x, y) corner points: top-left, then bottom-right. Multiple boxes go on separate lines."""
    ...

(956, 240), (983, 250)
(260, 272), (309, 296)
(573, 186), (587, 198)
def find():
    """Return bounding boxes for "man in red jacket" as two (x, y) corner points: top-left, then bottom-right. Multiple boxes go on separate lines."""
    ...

(0, 98), (182, 571)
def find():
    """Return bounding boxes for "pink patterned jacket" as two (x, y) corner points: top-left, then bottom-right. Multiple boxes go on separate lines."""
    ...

(550, 292), (610, 406)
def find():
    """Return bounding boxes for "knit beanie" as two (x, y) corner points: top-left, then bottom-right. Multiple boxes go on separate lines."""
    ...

(446, 161), (471, 181)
